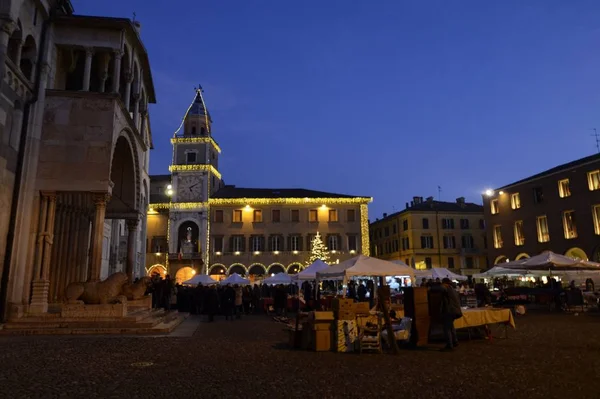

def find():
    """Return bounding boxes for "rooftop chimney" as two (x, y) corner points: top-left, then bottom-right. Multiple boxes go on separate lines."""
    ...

(456, 197), (465, 204)
(413, 196), (422, 205)
(405, 202), (409, 209)
(383, 213), (388, 218)
(426, 196), (434, 203)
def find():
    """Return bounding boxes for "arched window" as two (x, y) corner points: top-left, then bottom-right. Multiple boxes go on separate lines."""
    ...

(191, 125), (196, 135)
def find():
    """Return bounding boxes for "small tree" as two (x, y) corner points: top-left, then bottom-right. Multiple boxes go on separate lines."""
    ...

(307, 232), (330, 265)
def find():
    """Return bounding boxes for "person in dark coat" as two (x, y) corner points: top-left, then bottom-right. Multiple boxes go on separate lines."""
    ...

(440, 278), (463, 351)
(205, 286), (219, 322)
(357, 282), (367, 302)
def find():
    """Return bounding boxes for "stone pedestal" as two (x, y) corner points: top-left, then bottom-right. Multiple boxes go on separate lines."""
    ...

(61, 303), (127, 318)
(127, 295), (152, 310)
(29, 280), (50, 314)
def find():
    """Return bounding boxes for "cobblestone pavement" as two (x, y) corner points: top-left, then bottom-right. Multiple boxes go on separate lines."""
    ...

(0, 312), (599, 399)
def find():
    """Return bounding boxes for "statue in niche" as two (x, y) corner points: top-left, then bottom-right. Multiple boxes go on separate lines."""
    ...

(186, 226), (192, 243)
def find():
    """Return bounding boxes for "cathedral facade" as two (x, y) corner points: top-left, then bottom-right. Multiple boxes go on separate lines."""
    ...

(146, 91), (372, 283)
(0, 1), (154, 319)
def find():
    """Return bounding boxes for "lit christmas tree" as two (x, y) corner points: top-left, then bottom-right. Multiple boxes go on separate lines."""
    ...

(307, 232), (330, 265)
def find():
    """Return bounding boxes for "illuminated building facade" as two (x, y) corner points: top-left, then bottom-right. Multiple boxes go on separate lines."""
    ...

(146, 90), (371, 282)
(483, 153), (600, 266)
(369, 197), (487, 275)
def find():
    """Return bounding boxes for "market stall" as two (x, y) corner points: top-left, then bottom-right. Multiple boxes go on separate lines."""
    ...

(219, 273), (250, 285)
(183, 274), (218, 285)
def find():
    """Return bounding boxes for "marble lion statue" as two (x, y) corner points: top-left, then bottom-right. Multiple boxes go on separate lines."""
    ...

(65, 272), (129, 305)
(120, 276), (151, 300)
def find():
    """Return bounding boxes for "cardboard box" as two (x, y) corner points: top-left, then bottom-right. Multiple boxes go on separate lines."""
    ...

(335, 320), (357, 352)
(312, 311), (335, 321)
(332, 298), (354, 311)
(313, 330), (331, 351)
(354, 302), (371, 314)
(312, 322), (332, 331)
(336, 310), (355, 320)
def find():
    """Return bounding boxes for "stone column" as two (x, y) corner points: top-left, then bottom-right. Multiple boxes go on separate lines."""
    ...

(123, 71), (133, 111)
(126, 219), (139, 282)
(48, 201), (65, 301)
(111, 50), (123, 93)
(132, 92), (140, 128)
(30, 192), (57, 314)
(57, 197), (73, 300)
(82, 47), (94, 91)
(140, 109), (147, 136)
(88, 193), (109, 282)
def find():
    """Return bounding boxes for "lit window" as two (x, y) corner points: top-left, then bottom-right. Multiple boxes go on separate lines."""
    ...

(421, 235), (434, 249)
(511, 193), (521, 210)
(491, 199), (499, 215)
(588, 170), (600, 191)
(309, 209), (318, 222)
(270, 235), (282, 251)
(562, 210), (577, 239)
(514, 221), (525, 246)
(536, 216), (550, 243)
(328, 235), (338, 251)
(443, 235), (456, 249)
(232, 236), (243, 252)
(253, 210), (263, 223)
(593, 205), (600, 235)
(493, 225), (503, 249)
(233, 210), (242, 223)
(558, 179), (571, 198)
(328, 209), (338, 222)
(251, 236), (263, 251)
(290, 235), (300, 251)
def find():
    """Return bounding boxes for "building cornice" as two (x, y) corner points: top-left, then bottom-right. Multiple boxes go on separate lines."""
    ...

(168, 164), (222, 180)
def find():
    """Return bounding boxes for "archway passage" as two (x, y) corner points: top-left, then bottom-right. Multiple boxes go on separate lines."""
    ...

(248, 264), (266, 276)
(268, 264), (285, 275)
(565, 247), (588, 261)
(107, 136), (137, 215)
(175, 266), (195, 284)
(515, 253), (530, 260)
(229, 265), (246, 276)
(147, 264), (167, 277)
(287, 264), (302, 274)
(209, 264), (226, 276)
(494, 255), (508, 265)
(178, 221), (200, 254)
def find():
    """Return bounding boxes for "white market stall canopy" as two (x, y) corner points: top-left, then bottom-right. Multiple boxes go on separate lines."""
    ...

(473, 266), (531, 279)
(219, 273), (250, 285)
(183, 274), (218, 285)
(413, 267), (468, 281)
(294, 259), (329, 281)
(502, 251), (600, 272)
(262, 272), (292, 285)
(316, 255), (415, 280)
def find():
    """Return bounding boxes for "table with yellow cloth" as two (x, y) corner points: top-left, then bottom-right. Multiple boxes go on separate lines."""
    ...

(454, 308), (516, 339)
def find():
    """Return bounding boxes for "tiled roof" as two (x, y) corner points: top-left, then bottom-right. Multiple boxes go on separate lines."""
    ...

(211, 186), (367, 199)
(497, 153), (600, 190)
(371, 200), (483, 225)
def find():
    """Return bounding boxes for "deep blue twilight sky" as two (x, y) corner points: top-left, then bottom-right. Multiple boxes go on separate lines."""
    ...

(73, 0), (600, 218)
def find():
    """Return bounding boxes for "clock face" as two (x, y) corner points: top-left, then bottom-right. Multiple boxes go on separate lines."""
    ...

(178, 175), (202, 201)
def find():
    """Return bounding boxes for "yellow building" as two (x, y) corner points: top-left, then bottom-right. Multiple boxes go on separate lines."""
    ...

(146, 89), (371, 283)
(369, 196), (487, 275)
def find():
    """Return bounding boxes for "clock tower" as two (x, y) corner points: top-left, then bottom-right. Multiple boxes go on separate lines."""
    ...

(168, 87), (222, 272)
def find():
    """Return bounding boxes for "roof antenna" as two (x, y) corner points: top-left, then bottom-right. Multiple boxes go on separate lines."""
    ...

(437, 185), (442, 200)
(592, 128), (600, 154)
(132, 12), (136, 22)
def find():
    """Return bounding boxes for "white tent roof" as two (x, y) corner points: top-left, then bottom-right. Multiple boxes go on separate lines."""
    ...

(183, 274), (218, 285)
(294, 259), (329, 281)
(316, 255), (415, 280)
(502, 251), (600, 271)
(262, 272), (292, 285)
(413, 267), (468, 281)
(473, 266), (530, 279)
(219, 273), (250, 285)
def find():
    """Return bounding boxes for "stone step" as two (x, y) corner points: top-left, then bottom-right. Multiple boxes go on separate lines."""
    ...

(7, 308), (165, 324)
(0, 312), (188, 336)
